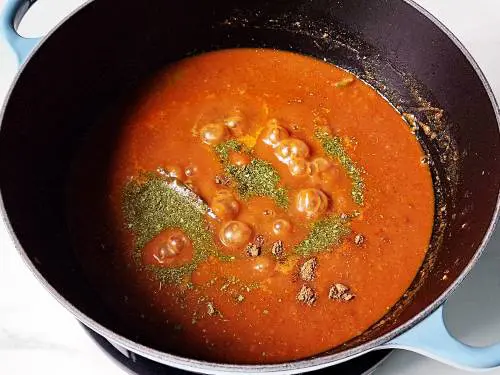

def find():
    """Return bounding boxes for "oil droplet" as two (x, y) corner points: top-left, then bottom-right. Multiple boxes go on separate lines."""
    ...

(288, 157), (310, 177)
(272, 219), (292, 236)
(219, 221), (252, 248)
(229, 151), (251, 167)
(295, 188), (329, 219)
(274, 138), (310, 164)
(200, 123), (228, 145)
(261, 121), (289, 148)
(211, 190), (240, 220)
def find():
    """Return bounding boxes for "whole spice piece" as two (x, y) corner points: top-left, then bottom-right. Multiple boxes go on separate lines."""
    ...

(402, 113), (419, 134)
(271, 240), (285, 259)
(245, 243), (261, 257)
(354, 233), (365, 246)
(245, 234), (265, 257)
(297, 285), (316, 306)
(207, 302), (216, 316)
(254, 234), (265, 248)
(215, 175), (230, 185)
(328, 283), (355, 301)
(207, 301), (223, 316)
(300, 258), (318, 281)
(334, 76), (355, 88)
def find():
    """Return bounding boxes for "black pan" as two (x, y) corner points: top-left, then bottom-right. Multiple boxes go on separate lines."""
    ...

(0, 0), (499, 373)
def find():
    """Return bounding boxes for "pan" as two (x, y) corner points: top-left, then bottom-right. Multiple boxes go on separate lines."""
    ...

(0, 0), (499, 373)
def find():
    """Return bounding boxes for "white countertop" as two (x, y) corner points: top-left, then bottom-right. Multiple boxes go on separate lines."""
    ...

(0, 1), (499, 374)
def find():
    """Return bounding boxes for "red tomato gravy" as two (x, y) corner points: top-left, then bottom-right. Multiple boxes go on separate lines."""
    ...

(68, 49), (434, 363)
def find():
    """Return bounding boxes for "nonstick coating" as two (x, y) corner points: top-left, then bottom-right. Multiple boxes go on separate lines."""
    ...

(0, 0), (499, 373)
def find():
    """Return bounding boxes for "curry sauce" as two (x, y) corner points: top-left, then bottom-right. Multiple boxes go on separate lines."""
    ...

(69, 49), (434, 363)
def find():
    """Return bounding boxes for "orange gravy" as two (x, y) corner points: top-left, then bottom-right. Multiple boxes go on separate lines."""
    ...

(69, 49), (434, 363)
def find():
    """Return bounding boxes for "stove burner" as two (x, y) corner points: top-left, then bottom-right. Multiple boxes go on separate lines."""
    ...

(82, 325), (391, 375)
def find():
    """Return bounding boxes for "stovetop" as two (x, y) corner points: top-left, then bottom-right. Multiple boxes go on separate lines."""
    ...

(83, 325), (392, 375)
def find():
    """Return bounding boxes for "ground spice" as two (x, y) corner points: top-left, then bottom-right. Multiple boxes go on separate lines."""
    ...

(294, 215), (351, 256)
(218, 275), (260, 296)
(245, 234), (265, 257)
(245, 243), (261, 257)
(214, 140), (289, 208)
(122, 173), (223, 284)
(220, 275), (240, 291)
(297, 285), (316, 306)
(329, 283), (355, 301)
(271, 240), (285, 259)
(315, 128), (365, 205)
(354, 233), (365, 246)
(214, 139), (243, 160)
(254, 234), (265, 248)
(300, 258), (318, 281)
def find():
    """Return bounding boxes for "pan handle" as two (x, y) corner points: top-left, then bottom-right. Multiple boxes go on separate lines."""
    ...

(0, 0), (41, 64)
(381, 305), (500, 370)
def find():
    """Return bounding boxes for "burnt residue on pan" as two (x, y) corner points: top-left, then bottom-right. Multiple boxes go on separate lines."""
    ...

(209, 5), (459, 352)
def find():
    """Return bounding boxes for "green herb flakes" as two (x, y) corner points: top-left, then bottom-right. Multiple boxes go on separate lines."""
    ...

(122, 173), (218, 284)
(315, 129), (365, 205)
(214, 141), (289, 208)
(294, 215), (351, 256)
(214, 139), (244, 161)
